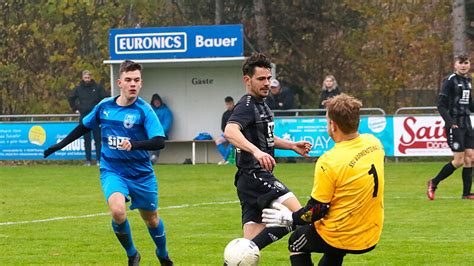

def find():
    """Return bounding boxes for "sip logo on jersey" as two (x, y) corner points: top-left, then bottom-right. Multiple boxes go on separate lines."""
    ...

(108, 136), (131, 150)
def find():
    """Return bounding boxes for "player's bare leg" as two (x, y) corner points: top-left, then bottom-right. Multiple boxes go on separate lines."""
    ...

(108, 192), (140, 265)
(244, 223), (266, 239)
(250, 195), (302, 250)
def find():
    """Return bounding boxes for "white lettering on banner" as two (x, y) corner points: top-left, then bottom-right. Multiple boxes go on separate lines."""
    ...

(56, 138), (96, 152)
(283, 134), (331, 150)
(195, 35), (238, 48)
(312, 136), (331, 150)
(116, 33), (187, 54)
(60, 139), (84, 151)
(394, 116), (451, 156)
(119, 36), (182, 50)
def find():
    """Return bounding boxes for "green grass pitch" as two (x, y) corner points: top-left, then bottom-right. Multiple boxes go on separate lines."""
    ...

(0, 162), (473, 265)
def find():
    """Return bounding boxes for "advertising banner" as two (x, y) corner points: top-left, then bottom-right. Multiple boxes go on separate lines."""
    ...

(109, 24), (243, 60)
(274, 116), (394, 157)
(393, 115), (451, 156)
(0, 123), (93, 160)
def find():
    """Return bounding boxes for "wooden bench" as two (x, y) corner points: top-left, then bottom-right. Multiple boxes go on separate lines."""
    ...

(165, 139), (215, 165)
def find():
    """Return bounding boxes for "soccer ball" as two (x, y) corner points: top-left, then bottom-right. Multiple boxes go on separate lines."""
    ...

(224, 238), (260, 266)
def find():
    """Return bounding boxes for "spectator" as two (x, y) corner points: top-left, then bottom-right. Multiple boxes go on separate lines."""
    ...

(266, 79), (295, 111)
(215, 96), (235, 165)
(150, 93), (173, 164)
(318, 75), (341, 109)
(268, 79), (297, 162)
(68, 70), (107, 166)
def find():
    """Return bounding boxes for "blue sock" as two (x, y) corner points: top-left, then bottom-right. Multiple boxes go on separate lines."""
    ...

(148, 219), (168, 258)
(112, 219), (137, 257)
(217, 143), (227, 158)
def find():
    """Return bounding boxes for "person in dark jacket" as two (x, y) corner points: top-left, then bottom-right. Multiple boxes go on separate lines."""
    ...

(427, 54), (474, 200)
(68, 70), (107, 166)
(215, 96), (234, 165)
(150, 93), (173, 164)
(318, 75), (342, 109)
(266, 79), (295, 111)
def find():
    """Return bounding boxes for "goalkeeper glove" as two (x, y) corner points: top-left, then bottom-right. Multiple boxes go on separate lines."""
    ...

(262, 202), (293, 227)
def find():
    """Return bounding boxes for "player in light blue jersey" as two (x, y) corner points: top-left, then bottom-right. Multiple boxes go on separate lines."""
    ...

(44, 60), (173, 266)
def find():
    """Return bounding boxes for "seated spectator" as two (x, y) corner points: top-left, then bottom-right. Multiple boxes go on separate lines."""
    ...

(150, 93), (173, 164)
(319, 75), (342, 108)
(266, 79), (295, 111)
(216, 96), (235, 165)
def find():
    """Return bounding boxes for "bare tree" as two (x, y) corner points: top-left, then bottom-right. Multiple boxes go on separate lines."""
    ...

(453, 0), (467, 55)
(253, 0), (269, 53)
(215, 0), (223, 24)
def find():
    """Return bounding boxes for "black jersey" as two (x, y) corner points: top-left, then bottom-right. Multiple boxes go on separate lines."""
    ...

(227, 94), (275, 170)
(438, 73), (474, 129)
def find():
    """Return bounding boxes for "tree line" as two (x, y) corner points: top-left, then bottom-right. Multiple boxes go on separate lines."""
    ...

(0, 0), (460, 116)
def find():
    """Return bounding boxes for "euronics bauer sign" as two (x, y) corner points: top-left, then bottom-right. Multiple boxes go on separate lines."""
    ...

(109, 24), (243, 60)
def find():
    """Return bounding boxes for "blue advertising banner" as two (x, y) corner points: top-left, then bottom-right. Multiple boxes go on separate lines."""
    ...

(109, 24), (243, 60)
(0, 123), (94, 160)
(274, 116), (394, 157)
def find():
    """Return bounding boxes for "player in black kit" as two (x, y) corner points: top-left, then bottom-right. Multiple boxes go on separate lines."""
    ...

(427, 54), (474, 200)
(224, 53), (312, 251)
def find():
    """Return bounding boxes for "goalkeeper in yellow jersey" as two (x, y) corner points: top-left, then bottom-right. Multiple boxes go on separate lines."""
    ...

(262, 94), (384, 266)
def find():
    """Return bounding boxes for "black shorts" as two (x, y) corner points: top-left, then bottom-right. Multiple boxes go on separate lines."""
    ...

(289, 223), (375, 255)
(446, 127), (474, 152)
(235, 168), (292, 224)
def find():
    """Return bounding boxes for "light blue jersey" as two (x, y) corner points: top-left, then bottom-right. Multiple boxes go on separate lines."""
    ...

(82, 96), (164, 179)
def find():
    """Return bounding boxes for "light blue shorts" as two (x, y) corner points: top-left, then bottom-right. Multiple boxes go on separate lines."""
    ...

(100, 170), (158, 211)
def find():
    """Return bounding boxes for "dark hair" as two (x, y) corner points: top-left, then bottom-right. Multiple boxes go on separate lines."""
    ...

(119, 60), (142, 75)
(324, 93), (363, 134)
(454, 54), (470, 63)
(242, 53), (272, 77)
(224, 96), (234, 103)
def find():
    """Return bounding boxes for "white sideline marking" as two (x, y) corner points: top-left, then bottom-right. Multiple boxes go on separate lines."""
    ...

(0, 200), (239, 226)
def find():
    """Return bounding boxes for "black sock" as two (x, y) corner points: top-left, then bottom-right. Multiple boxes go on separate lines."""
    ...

(318, 253), (344, 266)
(432, 162), (456, 186)
(462, 167), (472, 196)
(290, 253), (313, 266)
(252, 226), (293, 250)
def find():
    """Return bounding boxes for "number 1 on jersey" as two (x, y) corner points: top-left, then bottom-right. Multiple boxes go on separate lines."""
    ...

(368, 164), (379, 197)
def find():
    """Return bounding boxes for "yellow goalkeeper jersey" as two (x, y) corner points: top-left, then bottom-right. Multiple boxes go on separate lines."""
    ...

(312, 133), (384, 251)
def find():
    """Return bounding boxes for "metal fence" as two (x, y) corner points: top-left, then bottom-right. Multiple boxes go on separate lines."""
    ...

(273, 107), (386, 117)
(0, 106), (438, 122)
(394, 106), (438, 115)
(0, 114), (80, 123)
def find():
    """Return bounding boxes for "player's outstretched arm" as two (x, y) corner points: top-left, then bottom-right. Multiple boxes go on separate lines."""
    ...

(274, 137), (312, 158)
(43, 124), (90, 158)
(119, 136), (165, 151)
(225, 123), (275, 171)
(262, 198), (329, 227)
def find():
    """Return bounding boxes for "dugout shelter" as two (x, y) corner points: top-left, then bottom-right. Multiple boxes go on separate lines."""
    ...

(104, 24), (245, 164)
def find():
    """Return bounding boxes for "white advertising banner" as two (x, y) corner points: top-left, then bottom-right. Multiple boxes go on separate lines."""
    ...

(394, 116), (451, 156)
